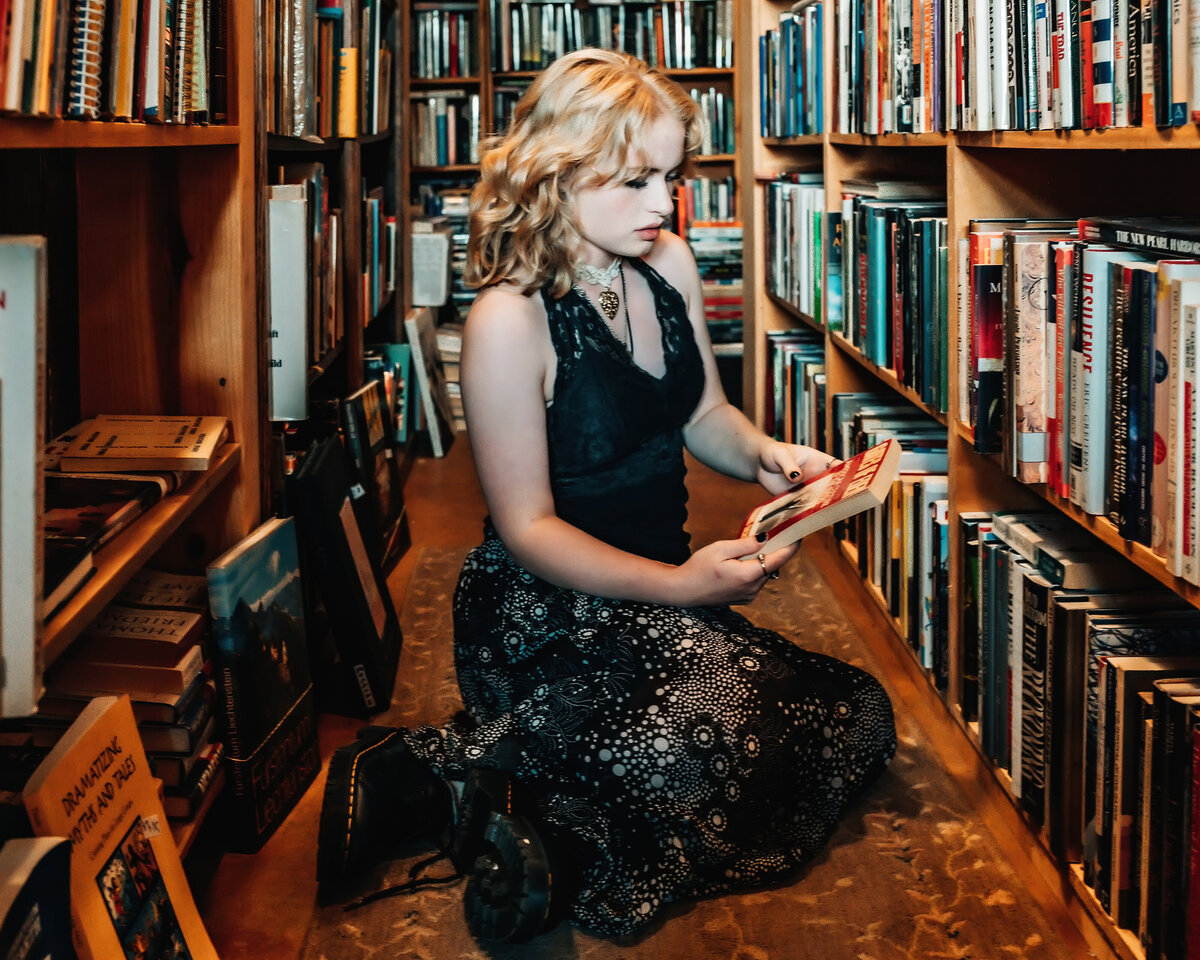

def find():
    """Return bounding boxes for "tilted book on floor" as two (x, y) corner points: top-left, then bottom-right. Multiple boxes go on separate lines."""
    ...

(21, 695), (218, 960)
(740, 439), (902, 555)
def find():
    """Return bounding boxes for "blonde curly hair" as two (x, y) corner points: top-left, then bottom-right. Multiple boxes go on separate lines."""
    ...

(464, 49), (704, 297)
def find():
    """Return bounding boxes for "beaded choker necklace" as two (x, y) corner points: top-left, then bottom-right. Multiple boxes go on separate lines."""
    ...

(574, 257), (623, 321)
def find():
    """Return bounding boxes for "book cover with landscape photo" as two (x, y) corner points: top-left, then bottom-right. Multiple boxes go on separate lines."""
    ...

(206, 516), (319, 852)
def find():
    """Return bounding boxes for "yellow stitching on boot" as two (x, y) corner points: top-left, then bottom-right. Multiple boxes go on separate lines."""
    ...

(341, 731), (400, 869)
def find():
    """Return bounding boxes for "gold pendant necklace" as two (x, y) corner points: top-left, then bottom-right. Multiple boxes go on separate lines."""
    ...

(575, 258), (622, 322)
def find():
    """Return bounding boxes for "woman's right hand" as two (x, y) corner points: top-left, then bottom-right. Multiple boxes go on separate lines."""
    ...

(669, 535), (801, 607)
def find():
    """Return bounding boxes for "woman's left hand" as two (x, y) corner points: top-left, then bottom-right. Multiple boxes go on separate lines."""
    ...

(756, 442), (841, 495)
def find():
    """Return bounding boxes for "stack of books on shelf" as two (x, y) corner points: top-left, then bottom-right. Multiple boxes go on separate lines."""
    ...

(412, 2), (478, 78)
(834, 0), (1200, 132)
(364, 342), (419, 447)
(267, 0), (393, 139)
(435, 321), (466, 433)
(838, 178), (949, 412)
(962, 216), (1200, 583)
(409, 89), (481, 166)
(758, 0), (825, 137)
(764, 328), (827, 445)
(830, 392), (950, 677)
(689, 221), (744, 355)
(30, 568), (224, 827)
(0, 0), (228, 123)
(362, 183), (397, 321)
(415, 182), (475, 324)
(488, 0), (735, 72)
(492, 78), (533, 132)
(765, 172), (825, 321)
(267, 162), (344, 421)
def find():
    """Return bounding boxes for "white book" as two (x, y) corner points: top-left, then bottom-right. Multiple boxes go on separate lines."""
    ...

(1112, 0), (1128, 126)
(1071, 248), (1148, 514)
(1152, 266), (1200, 560)
(1166, 278), (1200, 576)
(1184, 303), (1200, 584)
(1036, 0), (1056, 127)
(2, 0), (27, 111)
(1092, 0), (1114, 125)
(992, 0), (1011, 129)
(267, 185), (310, 422)
(0, 237), (47, 718)
(1008, 556), (1034, 793)
(1054, 0), (1076, 126)
(838, 0), (852, 131)
(404, 307), (456, 458)
(972, 0), (993, 128)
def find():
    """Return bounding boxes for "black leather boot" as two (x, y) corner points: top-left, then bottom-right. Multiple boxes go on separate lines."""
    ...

(454, 768), (569, 943)
(317, 725), (453, 892)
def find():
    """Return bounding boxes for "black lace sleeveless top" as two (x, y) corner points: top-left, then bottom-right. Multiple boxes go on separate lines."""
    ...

(541, 256), (705, 566)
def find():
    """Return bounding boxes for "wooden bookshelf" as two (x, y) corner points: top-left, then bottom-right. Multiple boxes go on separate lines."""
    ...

(397, 0), (744, 319)
(1, 0), (258, 848)
(738, 1), (1200, 958)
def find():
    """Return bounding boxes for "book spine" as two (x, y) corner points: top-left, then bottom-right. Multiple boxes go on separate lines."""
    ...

(1106, 263), (1131, 530)
(1078, 219), (1200, 258)
(1019, 573), (1050, 822)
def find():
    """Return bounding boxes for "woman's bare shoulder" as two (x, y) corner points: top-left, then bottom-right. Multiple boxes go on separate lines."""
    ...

(644, 229), (699, 285)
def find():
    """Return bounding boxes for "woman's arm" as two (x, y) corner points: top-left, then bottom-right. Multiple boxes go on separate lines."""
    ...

(460, 285), (792, 606)
(647, 232), (838, 495)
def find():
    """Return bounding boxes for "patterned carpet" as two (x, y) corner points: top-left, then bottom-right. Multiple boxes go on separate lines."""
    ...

(302, 548), (1076, 960)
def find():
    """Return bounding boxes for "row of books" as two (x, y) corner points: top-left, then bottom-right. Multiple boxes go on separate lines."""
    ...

(487, 0), (735, 73)
(266, 0), (393, 140)
(266, 162), (398, 420)
(0, 0), (227, 122)
(685, 84), (736, 155)
(411, 2), (477, 79)
(963, 217), (1200, 587)
(953, 509), (1200, 958)
(835, 0), (1200, 133)
(689, 221), (744, 333)
(759, 0), (825, 138)
(836, 179), (951, 412)
(409, 89), (482, 167)
(764, 328), (827, 444)
(765, 173), (825, 321)
(672, 174), (737, 232)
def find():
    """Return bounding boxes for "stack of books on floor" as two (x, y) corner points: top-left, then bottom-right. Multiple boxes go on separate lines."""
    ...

(27, 569), (224, 826)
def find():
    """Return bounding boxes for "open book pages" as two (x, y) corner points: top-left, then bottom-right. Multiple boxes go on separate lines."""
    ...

(740, 439), (902, 555)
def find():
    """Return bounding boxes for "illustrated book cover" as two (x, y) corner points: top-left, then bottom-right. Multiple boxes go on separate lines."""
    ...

(740, 439), (903, 554)
(206, 516), (319, 853)
(20, 695), (219, 960)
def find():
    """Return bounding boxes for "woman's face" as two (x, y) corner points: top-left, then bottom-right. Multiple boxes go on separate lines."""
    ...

(569, 113), (686, 266)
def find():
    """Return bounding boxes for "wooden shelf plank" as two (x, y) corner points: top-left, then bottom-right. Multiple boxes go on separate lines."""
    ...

(828, 131), (951, 147)
(956, 126), (1200, 150)
(40, 444), (242, 668)
(0, 117), (241, 149)
(766, 291), (823, 332)
(829, 332), (949, 425)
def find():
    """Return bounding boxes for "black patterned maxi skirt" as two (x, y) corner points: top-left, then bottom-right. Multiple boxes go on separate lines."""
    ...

(401, 530), (897, 936)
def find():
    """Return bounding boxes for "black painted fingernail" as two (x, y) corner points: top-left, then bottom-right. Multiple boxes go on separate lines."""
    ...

(756, 532), (767, 542)
(788, 471), (800, 479)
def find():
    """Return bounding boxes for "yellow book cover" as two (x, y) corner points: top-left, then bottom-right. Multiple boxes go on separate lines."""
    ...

(337, 47), (359, 138)
(21, 695), (219, 960)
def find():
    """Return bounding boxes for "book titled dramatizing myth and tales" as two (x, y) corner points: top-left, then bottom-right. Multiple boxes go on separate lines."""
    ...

(21, 696), (218, 960)
(740, 439), (903, 554)
(206, 516), (319, 852)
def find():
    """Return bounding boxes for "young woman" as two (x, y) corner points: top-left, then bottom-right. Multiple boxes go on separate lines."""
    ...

(318, 48), (896, 944)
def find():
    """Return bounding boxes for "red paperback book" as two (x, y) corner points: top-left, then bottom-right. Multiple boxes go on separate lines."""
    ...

(739, 439), (903, 555)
